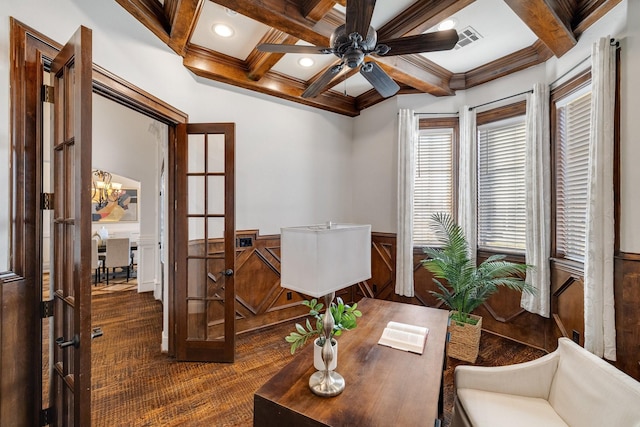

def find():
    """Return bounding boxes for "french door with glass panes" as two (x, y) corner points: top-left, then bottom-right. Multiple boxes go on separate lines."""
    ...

(174, 123), (236, 362)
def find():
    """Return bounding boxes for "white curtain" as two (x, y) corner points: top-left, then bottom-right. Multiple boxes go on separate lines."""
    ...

(584, 38), (617, 360)
(458, 106), (477, 263)
(521, 83), (551, 317)
(395, 109), (417, 297)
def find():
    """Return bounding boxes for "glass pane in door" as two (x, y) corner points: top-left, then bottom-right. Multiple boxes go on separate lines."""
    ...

(186, 131), (227, 342)
(207, 134), (225, 173)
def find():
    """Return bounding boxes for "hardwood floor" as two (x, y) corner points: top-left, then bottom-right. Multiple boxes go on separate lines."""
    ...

(86, 290), (545, 426)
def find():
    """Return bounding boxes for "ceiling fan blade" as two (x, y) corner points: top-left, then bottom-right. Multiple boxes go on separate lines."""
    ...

(256, 44), (332, 54)
(302, 63), (344, 98)
(359, 62), (400, 98)
(346, 0), (376, 40)
(379, 29), (459, 56)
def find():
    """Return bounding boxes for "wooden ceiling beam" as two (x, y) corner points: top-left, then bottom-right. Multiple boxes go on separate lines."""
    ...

(374, 55), (455, 96)
(209, 0), (332, 46)
(184, 46), (359, 116)
(167, 0), (203, 56)
(320, 66), (360, 95)
(246, 29), (299, 81)
(115, 0), (171, 43)
(450, 40), (553, 90)
(300, 0), (337, 22)
(503, 0), (577, 57)
(378, 0), (475, 40)
(574, 0), (623, 38)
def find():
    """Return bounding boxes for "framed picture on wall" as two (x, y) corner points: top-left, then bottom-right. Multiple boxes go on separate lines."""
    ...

(91, 188), (138, 222)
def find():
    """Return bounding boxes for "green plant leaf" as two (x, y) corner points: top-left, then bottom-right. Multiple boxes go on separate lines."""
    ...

(286, 296), (363, 354)
(422, 213), (533, 321)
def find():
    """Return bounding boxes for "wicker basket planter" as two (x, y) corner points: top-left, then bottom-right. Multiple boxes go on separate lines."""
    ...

(447, 312), (482, 363)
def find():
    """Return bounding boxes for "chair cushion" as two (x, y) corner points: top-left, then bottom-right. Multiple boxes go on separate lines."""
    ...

(456, 388), (569, 427)
(549, 338), (640, 427)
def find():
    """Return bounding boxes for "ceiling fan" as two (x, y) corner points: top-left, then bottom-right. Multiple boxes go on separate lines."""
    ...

(257, 0), (459, 99)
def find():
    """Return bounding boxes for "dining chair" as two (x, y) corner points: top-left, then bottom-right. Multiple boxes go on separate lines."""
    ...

(91, 237), (103, 285)
(104, 238), (131, 285)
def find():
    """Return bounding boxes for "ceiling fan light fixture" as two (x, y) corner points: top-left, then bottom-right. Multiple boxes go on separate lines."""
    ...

(438, 18), (458, 31)
(212, 23), (234, 38)
(298, 57), (314, 67)
(344, 49), (364, 69)
(259, 0), (459, 99)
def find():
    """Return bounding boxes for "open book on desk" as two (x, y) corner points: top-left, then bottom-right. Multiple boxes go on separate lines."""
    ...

(377, 321), (429, 354)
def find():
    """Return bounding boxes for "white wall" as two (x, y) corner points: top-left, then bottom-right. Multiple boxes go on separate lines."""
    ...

(92, 94), (153, 240)
(0, 0), (354, 272)
(352, 1), (639, 254)
(351, 98), (399, 232)
(2, 0), (638, 264)
(92, 94), (160, 292)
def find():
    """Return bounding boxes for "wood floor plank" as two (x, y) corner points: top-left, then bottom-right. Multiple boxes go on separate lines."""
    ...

(88, 291), (545, 426)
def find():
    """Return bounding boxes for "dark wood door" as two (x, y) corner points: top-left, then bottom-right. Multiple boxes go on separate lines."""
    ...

(174, 123), (236, 362)
(50, 26), (93, 426)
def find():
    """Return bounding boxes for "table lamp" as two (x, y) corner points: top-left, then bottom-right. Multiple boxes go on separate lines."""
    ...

(281, 222), (371, 397)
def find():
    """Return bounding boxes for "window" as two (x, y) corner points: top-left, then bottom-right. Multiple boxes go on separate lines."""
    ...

(477, 107), (527, 252)
(413, 119), (457, 246)
(554, 85), (591, 262)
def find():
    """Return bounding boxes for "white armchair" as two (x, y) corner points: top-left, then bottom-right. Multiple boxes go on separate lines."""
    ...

(452, 337), (640, 427)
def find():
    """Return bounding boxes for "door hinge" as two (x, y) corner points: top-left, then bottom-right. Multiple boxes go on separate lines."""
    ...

(174, 262), (178, 272)
(40, 407), (53, 426)
(41, 193), (54, 210)
(41, 300), (54, 318)
(42, 85), (54, 103)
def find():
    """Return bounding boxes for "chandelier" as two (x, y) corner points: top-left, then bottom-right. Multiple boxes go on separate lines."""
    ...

(92, 169), (122, 210)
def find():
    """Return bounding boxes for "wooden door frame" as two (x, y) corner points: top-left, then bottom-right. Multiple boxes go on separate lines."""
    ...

(7, 18), (186, 425)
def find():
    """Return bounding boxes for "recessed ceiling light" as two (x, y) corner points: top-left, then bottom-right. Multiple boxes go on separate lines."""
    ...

(224, 8), (237, 16)
(438, 18), (458, 31)
(298, 57), (314, 67)
(212, 23), (234, 38)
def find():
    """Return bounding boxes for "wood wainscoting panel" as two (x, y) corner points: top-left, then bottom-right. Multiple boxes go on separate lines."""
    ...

(413, 249), (445, 308)
(366, 233), (396, 300)
(233, 232), (309, 334)
(475, 288), (547, 350)
(222, 230), (640, 380)
(549, 260), (585, 351)
(551, 276), (584, 346)
(614, 254), (640, 380)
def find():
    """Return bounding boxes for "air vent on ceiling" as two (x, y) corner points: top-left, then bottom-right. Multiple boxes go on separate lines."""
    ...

(455, 26), (483, 49)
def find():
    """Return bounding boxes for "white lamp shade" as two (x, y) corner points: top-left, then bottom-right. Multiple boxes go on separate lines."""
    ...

(280, 223), (372, 298)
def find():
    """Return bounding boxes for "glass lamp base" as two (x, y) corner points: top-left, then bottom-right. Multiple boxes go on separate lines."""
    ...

(309, 370), (345, 397)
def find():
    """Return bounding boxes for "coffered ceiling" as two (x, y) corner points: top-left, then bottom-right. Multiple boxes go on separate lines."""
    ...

(115, 0), (621, 116)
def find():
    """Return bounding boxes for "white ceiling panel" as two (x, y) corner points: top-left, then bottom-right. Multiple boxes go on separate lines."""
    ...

(270, 41), (341, 81)
(339, 73), (376, 97)
(190, 2), (270, 60)
(420, 0), (538, 73)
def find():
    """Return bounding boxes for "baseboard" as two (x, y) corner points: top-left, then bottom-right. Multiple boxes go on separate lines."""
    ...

(161, 330), (169, 353)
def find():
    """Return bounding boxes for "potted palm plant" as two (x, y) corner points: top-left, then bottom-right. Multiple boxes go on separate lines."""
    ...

(285, 297), (361, 370)
(421, 213), (534, 363)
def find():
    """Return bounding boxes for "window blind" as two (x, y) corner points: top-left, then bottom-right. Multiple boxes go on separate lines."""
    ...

(556, 91), (591, 262)
(414, 128), (454, 246)
(477, 117), (526, 252)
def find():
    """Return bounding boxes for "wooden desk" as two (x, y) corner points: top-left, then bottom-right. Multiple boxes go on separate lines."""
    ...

(254, 298), (449, 427)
